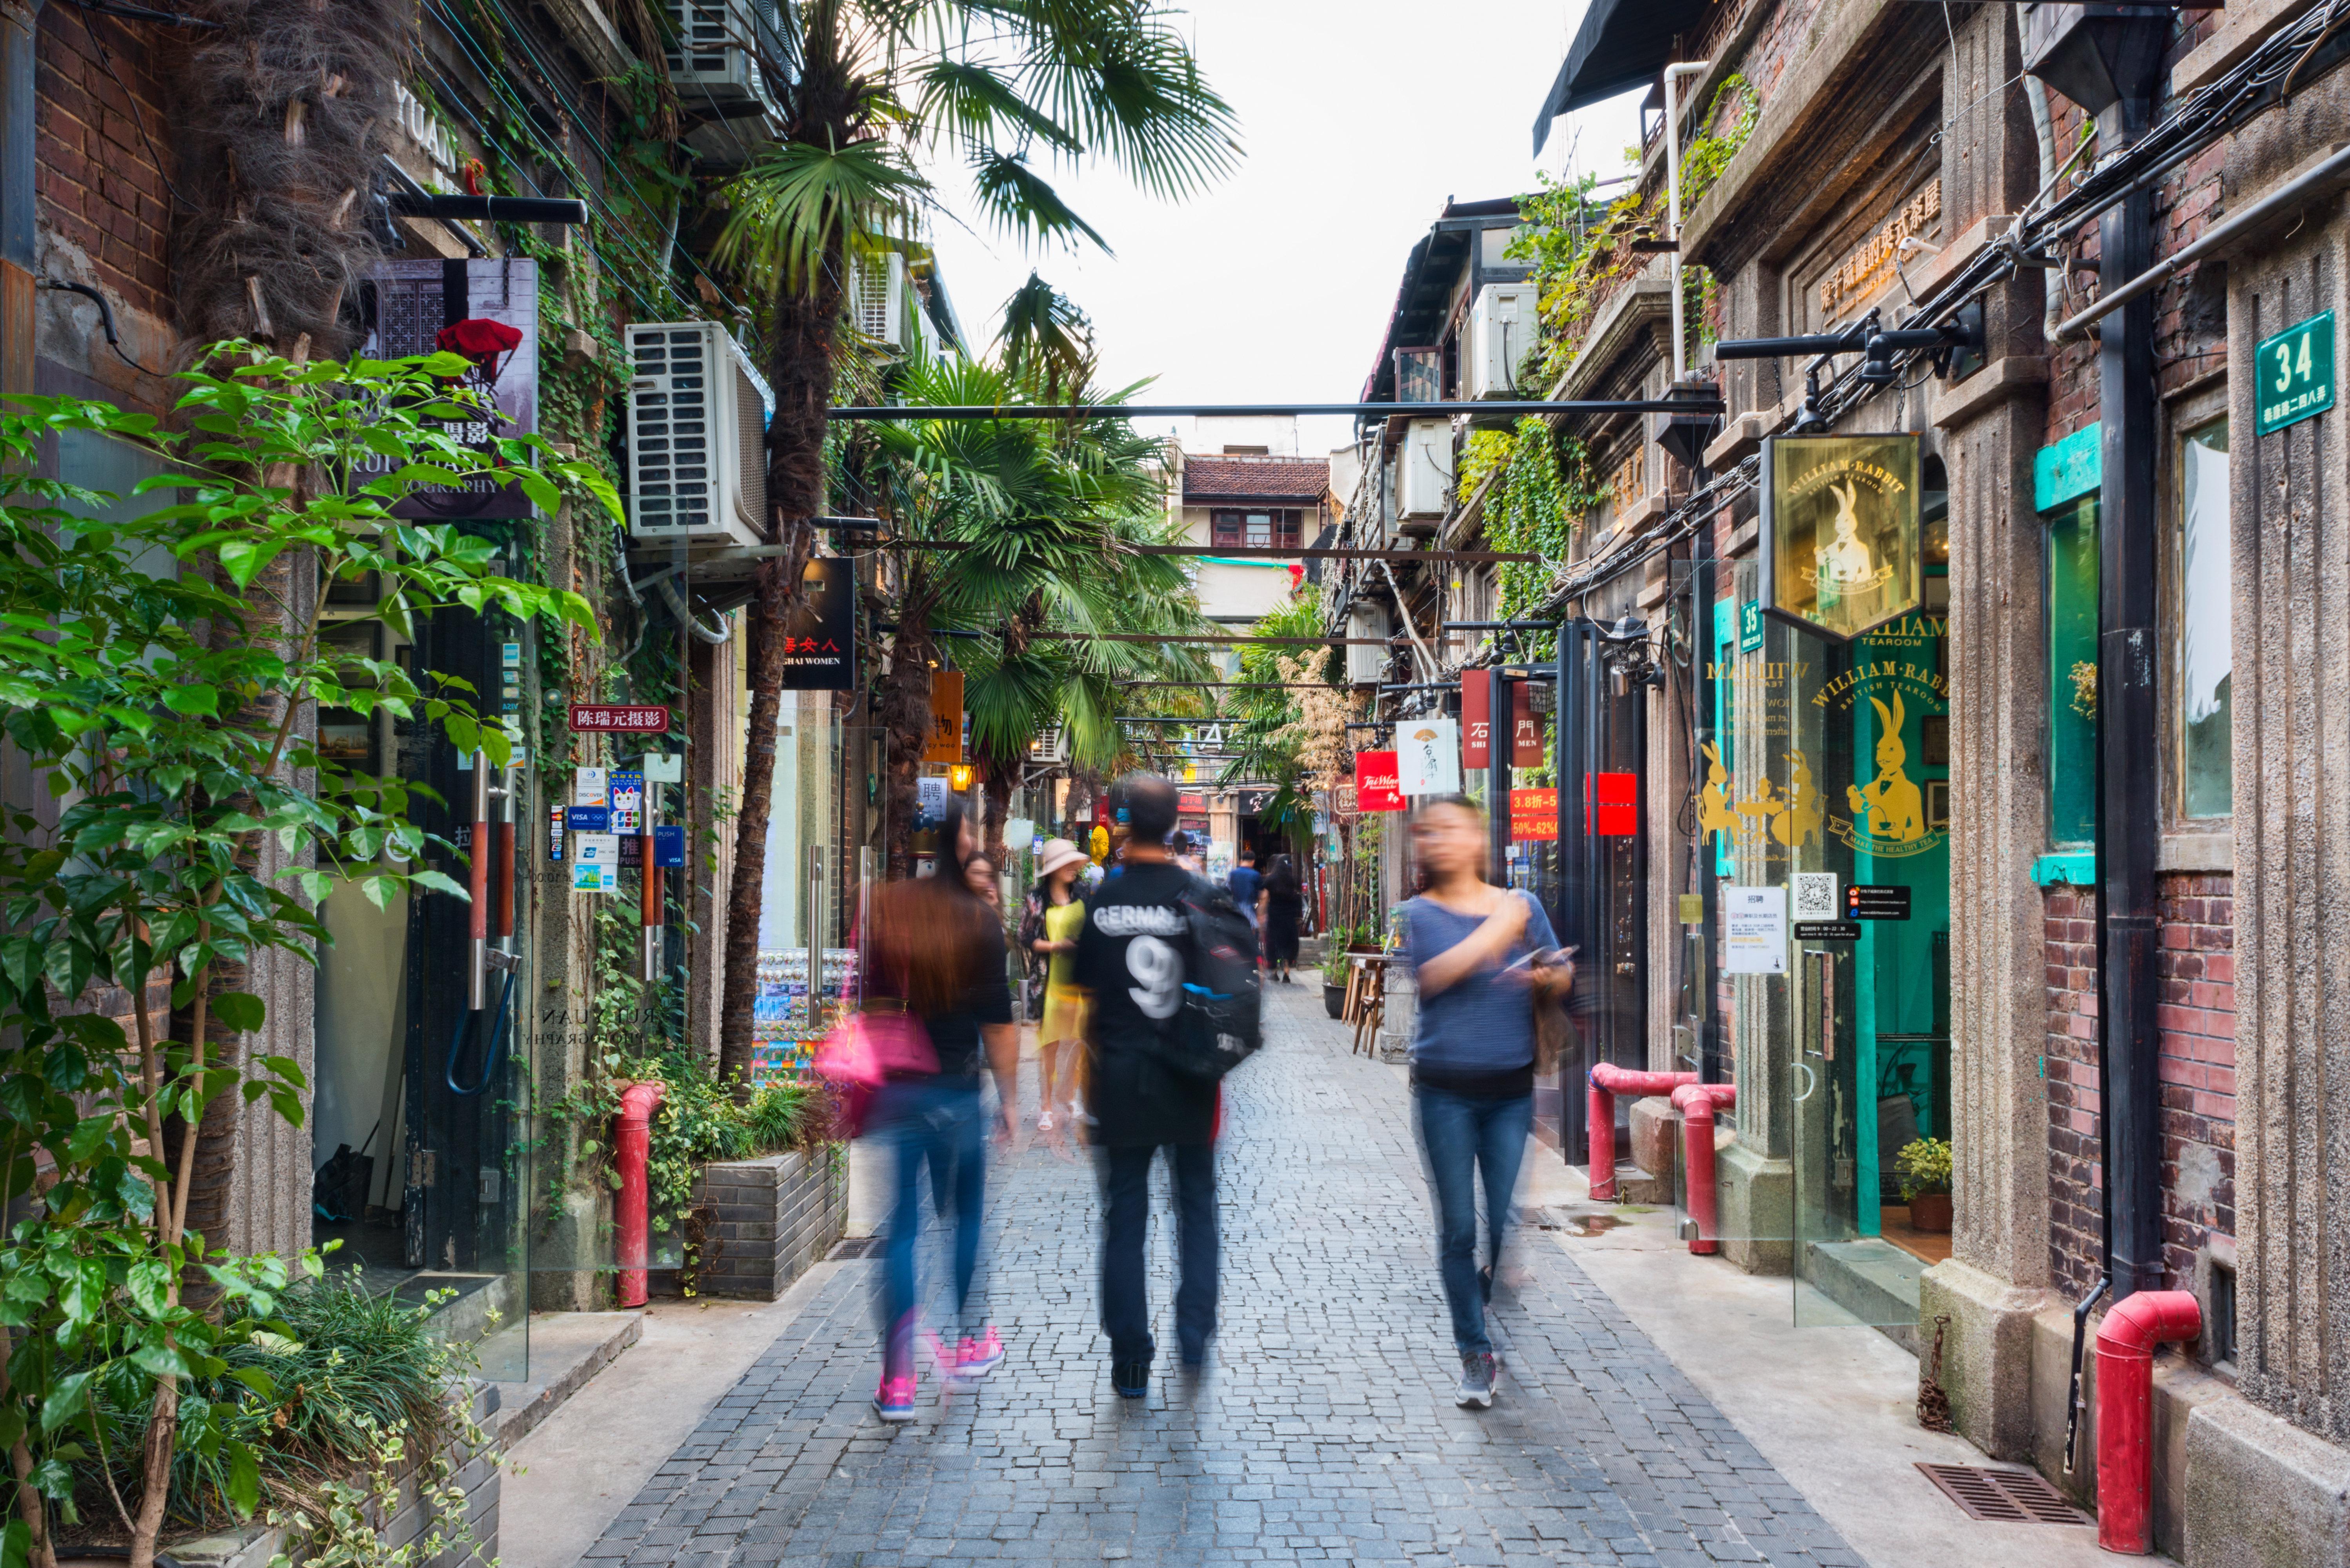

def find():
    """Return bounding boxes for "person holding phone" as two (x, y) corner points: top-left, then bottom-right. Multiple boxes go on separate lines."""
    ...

(1397, 794), (1569, 1410)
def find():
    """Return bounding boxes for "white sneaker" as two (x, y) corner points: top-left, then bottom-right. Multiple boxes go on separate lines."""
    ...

(1455, 1351), (1498, 1409)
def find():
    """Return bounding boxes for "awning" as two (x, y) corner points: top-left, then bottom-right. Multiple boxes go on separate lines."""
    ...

(1530, 0), (1719, 154)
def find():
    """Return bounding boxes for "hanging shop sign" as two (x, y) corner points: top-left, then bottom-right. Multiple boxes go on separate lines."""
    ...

(1397, 717), (1461, 796)
(363, 259), (540, 519)
(1355, 751), (1406, 813)
(1509, 786), (1558, 841)
(1589, 772), (1636, 836)
(1461, 670), (1492, 769)
(780, 557), (858, 690)
(1236, 788), (1275, 815)
(571, 704), (673, 734)
(2256, 310), (2335, 436)
(923, 671), (965, 764)
(1511, 683), (1544, 767)
(1761, 433), (1923, 642)
(1722, 885), (1788, 974)
(1178, 793), (1206, 814)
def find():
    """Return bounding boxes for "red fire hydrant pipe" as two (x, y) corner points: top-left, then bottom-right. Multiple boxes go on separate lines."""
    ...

(2095, 1289), (2200, 1554)
(1586, 1063), (1699, 1199)
(1670, 1082), (1737, 1253)
(614, 1080), (667, 1308)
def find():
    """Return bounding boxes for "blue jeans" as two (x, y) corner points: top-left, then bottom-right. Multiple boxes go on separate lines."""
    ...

(1097, 1143), (1218, 1365)
(1413, 1087), (1533, 1355)
(873, 1076), (987, 1376)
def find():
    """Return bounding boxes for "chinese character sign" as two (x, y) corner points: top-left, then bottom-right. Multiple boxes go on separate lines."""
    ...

(1461, 670), (1491, 769)
(1395, 718), (1460, 796)
(1509, 787), (1558, 841)
(924, 671), (965, 765)
(781, 557), (858, 690)
(570, 705), (673, 733)
(1761, 433), (1922, 642)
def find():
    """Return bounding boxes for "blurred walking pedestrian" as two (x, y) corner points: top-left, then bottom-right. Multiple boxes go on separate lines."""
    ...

(863, 797), (1019, 1422)
(965, 851), (1002, 909)
(1396, 795), (1570, 1410)
(1023, 836), (1091, 1143)
(1227, 849), (1261, 931)
(1074, 773), (1221, 1397)
(1259, 853), (1303, 982)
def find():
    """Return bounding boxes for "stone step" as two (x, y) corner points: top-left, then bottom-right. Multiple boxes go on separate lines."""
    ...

(489, 1310), (645, 1446)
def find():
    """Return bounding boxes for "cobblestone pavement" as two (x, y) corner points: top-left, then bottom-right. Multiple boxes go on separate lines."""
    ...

(580, 985), (1866, 1568)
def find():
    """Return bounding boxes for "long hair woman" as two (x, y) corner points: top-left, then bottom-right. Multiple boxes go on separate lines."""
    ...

(863, 795), (1019, 1421)
(1396, 795), (1568, 1410)
(1259, 852), (1304, 982)
(1024, 837), (1090, 1143)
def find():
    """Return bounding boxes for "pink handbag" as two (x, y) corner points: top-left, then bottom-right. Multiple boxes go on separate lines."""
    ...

(814, 1005), (936, 1138)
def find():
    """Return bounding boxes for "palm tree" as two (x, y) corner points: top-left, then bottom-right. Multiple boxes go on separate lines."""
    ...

(706, 2), (1237, 1086)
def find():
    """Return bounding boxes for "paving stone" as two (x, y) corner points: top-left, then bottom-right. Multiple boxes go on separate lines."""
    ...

(575, 983), (1865, 1566)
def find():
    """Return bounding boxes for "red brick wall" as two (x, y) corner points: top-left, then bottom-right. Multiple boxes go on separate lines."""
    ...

(2045, 875), (2237, 1297)
(34, 6), (174, 328)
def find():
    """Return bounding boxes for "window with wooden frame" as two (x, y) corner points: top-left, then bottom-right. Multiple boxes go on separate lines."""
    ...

(1210, 509), (1303, 549)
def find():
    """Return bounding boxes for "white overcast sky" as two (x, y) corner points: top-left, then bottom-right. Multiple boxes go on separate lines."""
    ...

(920, 1), (1644, 458)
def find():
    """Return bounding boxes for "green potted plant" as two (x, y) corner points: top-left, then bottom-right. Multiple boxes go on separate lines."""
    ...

(1321, 943), (1353, 1018)
(1896, 1136), (1954, 1232)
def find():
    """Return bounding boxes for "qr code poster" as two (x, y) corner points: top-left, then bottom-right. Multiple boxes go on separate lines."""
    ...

(1791, 872), (1840, 922)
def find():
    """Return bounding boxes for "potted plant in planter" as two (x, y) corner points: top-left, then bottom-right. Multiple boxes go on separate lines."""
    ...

(1322, 944), (1352, 1018)
(1896, 1136), (1954, 1232)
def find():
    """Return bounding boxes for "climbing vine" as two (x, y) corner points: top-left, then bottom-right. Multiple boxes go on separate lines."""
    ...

(1459, 418), (1605, 646)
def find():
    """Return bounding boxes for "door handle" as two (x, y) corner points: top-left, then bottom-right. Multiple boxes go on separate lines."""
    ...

(1794, 1060), (1817, 1102)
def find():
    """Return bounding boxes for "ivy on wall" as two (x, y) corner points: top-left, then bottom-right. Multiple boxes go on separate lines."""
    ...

(1457, 418), (1606, 656)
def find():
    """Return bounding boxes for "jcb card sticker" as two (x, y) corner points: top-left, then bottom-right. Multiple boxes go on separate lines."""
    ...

(572, 832), (618, 893)
(1723, 885), (1788, 975)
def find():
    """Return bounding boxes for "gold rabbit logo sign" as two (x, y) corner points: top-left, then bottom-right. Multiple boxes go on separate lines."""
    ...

(1700, 662), (1945, 861)
(1761, 434), (1923, 642)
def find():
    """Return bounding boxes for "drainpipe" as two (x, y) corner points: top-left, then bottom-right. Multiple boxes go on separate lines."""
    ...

(1587, 1062), (1698, 1199)
(614, 1080), (667, 1307)
(2095, 1290), (2200, 1553)
(1664, 60), (1714, 379)
(2088, 24), (2172, 1309)
(1671, 1081), (1737, 1252)
(0, 0), (41, 399)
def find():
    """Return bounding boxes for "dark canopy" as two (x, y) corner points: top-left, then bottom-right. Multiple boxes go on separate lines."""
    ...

(1530, 0), (1718, 154)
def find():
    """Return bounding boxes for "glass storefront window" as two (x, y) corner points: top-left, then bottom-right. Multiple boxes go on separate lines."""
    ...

(2177, 417), (2232, 818)
(2046, 496), (2099, 847)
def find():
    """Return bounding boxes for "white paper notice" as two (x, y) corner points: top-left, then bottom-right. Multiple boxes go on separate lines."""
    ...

(572, 833), (619, 893)
(641, 752), (684, 784)
(573, 766), (608, 808)
(1791, 872), (1839, 922)
(1396, 717), (1461, 795)
(1723, 885), (1788, 974)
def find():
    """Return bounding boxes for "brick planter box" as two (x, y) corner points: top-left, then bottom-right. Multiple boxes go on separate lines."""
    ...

(654, 1143), (848, 1300)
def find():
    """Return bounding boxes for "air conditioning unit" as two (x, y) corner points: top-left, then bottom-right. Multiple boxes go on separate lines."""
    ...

(1398, 418), (1454, 523)
(1467, 283), (1539, 398)
(625, 321), (772, 549)
(1029, 725), (1065, 763)
(1345, 601), (1389, 686)
(852, 252), (909, 352)
(665, 0), (785, 114)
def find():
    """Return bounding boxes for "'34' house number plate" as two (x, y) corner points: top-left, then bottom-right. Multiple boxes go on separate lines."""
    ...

(2257, 310), (2335, 436)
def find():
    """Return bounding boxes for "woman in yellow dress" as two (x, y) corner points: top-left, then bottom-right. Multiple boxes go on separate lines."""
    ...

(1026, 837), (1092, 1143)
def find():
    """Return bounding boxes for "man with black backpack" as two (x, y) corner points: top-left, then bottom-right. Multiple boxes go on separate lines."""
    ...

(1074, 772), (1261, 1397)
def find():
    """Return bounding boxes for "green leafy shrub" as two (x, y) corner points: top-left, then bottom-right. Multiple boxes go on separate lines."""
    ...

(1896, 1136), (1954, 1201)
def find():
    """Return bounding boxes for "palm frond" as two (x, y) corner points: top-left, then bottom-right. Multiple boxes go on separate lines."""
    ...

(714, 135), (928, 290)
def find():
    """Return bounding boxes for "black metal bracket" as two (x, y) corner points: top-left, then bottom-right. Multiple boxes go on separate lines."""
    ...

(1712, 304), (1987, 388)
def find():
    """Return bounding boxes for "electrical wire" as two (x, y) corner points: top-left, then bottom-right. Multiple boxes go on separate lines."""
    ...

(71, 2), (198, 212)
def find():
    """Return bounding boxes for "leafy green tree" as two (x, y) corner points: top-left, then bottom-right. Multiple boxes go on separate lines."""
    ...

(0, 349), (610, 1568)
(706, 0), (1238, 1086)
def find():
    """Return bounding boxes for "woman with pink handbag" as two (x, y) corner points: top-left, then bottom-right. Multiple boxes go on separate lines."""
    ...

(852, 797), (1019, 1423)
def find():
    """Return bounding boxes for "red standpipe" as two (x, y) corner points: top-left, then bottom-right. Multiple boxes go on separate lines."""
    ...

(1586, 1063), (1699, 1200)
(1670, 1082), (1738, 1253)
(2096, 1290), (2200, 1554)
(614, 1080), (667, 1308)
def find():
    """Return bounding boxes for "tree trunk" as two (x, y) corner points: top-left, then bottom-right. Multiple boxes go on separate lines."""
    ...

(877, 606), (939, 880)
(979, 756), (1014, 864)
(716, 240), (842, 1087)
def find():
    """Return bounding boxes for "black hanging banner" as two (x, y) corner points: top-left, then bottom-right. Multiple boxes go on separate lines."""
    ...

(780, 557), (858, 691)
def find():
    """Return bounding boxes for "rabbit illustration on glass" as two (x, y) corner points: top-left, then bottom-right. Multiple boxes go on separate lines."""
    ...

(1846, 691), (1925, 842)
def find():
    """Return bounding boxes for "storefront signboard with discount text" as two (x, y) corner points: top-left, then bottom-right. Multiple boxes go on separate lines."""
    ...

(1509, 787), (1558, 841)
(1722, 885), (1788, 974)
(570, 704), (673, 734)
(1760, 433), (1923, 642)
(1355, 751), (1405, 813)
(2256, 310), (2335, 436)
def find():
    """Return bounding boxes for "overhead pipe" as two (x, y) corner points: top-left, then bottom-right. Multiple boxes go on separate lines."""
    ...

(2095, 1290), (2200, 1553)
(1672, 1082), (1738, 1253)
(1663, 60), (1715, 379)
(1587, 1063), (1699, 1200)
(614, 1080), (667, 1308)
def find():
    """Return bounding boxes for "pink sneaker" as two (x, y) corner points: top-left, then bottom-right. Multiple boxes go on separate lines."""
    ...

(951, 1325), (1005, 1381)
(874, 1372), (917, 1422)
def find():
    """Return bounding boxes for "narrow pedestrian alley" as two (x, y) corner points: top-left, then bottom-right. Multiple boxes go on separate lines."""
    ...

(571, 984), (1863, 1568)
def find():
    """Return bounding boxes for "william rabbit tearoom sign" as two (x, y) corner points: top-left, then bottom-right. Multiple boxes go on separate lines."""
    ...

(1760, 434), (1923, 642)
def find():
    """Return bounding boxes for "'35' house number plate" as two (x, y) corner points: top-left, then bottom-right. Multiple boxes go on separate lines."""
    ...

(2257, 310), (2335, 436)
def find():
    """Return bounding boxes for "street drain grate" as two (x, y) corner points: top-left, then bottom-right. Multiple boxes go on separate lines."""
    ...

(827, 1236), (883, 1260)
(1916, 1463), (2092, 1524)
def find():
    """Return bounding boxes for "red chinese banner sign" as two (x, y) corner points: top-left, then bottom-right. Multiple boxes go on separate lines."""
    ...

(570, 704), (673, 733)
(1355, 751), (1405, 813)
(1512, 683), (1545, 768)
(1461, 669), (1491, 770)
(1509, 787), (1558, 841)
